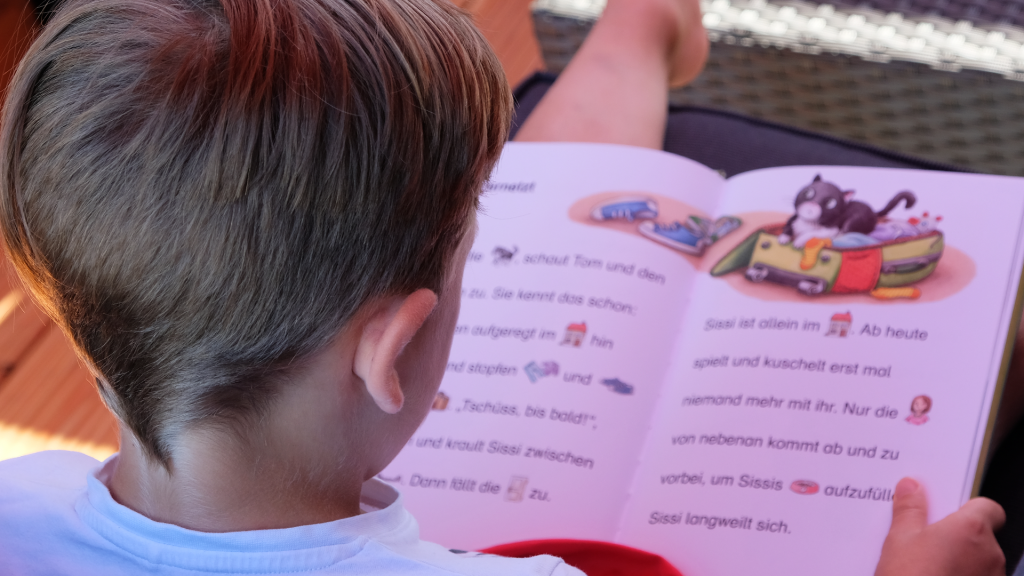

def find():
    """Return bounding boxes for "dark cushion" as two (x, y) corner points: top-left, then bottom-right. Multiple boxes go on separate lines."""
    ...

(511, 71), (962, 177)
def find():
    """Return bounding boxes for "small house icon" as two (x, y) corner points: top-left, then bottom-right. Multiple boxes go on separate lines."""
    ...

(826, 312), (852, 337)
(561, 322), (587, 347)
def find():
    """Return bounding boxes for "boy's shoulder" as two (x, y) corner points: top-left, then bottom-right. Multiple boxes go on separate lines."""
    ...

(0, 452), (584, 576)
(0, 448), (99, 474)
(0, 449), (99, 503)
(0, 451), (114, 574)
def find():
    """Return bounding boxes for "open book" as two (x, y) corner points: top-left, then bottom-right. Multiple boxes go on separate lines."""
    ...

(381, 143), (1024, 575)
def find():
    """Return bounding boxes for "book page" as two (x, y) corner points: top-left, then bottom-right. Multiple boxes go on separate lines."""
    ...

(381, 143), (726, 549)
(616, 166), (1024, 575)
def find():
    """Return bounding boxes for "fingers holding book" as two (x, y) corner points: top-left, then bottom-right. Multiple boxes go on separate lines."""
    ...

(876, 478), (1005, 576)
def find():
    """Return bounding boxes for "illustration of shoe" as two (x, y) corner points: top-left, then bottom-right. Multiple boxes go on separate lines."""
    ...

(541, 361), (559, 377)
(638, 221), (708, 255)
(683, 215), (741, 243)
(492, 246), (517, 264)
(524, 361), (545, 383)
(708, 216), (742, 242)
(601, 377), (634, 395)
(525, 361), (560, 383)
(591, 197), (659, 222)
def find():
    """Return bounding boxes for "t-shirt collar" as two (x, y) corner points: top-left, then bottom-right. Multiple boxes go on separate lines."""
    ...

(76, 455), (411, 572)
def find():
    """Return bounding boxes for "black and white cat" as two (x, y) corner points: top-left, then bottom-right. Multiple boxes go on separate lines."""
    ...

(778, 175), (916, 248)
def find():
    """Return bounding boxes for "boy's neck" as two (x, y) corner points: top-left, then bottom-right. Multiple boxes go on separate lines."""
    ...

(100, 256), (466, 533)
(107, 422), (366, 532)
(104, 331), (386, 532)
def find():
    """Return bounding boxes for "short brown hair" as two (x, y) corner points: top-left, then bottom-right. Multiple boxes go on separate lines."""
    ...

(0, 0), (511, 465)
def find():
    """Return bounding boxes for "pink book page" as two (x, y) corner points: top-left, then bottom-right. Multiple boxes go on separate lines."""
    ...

(616, 166), (1024, 576)
(381, 143), (726, 549)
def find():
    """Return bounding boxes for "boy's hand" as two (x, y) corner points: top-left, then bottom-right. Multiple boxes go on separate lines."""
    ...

(875, 478), (1005, 576)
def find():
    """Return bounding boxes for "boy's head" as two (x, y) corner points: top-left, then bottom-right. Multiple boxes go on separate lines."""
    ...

(0, 0), (511, 466)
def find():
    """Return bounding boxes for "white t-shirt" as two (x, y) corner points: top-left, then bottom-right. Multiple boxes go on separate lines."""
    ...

(0, 451), (584, 575)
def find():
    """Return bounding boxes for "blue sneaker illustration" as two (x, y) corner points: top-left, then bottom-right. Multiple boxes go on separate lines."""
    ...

(601, 378), (634, 395)
(638, 220), (708, 255)
(590, 197), (658, 222)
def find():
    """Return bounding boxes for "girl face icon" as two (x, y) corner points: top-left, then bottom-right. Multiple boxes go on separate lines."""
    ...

(911, 395), (931, 416)
(907, 395), (932, 426)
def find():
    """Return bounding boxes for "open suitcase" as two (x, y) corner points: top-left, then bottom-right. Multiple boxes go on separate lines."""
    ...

(711, 223), (944, 297)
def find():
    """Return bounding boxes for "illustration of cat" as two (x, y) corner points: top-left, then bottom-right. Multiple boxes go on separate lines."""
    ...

(778, 175), (916, 248)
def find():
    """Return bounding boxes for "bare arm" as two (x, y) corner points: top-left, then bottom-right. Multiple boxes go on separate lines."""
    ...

(513, 0), (707, 149)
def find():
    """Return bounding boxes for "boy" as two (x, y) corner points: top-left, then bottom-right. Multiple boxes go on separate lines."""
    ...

(0, 0), (1006, 574)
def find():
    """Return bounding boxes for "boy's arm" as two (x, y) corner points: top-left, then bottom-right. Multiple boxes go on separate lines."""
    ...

(876, 478), (1005, 576)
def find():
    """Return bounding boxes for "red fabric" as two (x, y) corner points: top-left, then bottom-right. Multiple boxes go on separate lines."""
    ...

(831, 248), (882, 293)
(481, 539), (683, 576)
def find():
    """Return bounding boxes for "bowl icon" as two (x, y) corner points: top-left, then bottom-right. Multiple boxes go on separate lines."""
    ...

(791, 480), (819, 495)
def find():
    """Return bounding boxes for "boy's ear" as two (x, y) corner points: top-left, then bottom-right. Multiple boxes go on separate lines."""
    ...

(353, 289), (439, 414)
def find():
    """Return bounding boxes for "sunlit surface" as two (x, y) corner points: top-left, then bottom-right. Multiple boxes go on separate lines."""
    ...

(0, 290), (24, 326)
(0, 422), (116, 462)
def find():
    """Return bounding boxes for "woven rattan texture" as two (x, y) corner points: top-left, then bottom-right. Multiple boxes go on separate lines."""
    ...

(828, 0), (1024, 28)
(534, 10), (1024, 176)
(673, 41), (1024, 175)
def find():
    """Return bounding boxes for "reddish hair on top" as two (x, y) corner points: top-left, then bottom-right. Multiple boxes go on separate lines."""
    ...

(911, 395), (933, 414)
(0, 0), (511, 465)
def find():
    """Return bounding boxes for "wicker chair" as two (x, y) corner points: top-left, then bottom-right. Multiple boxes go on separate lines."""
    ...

(532, 0), (1024, 176)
